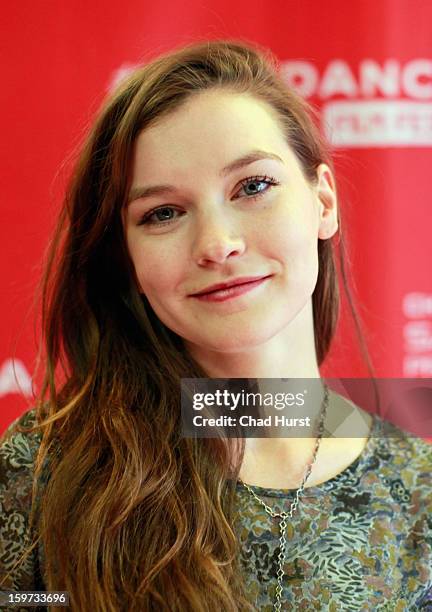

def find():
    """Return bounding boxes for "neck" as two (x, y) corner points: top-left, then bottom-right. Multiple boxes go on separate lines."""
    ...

(183, 299), (333, 484)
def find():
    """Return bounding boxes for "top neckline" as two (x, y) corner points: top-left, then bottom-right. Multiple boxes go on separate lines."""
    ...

(235, 412), (383, 498)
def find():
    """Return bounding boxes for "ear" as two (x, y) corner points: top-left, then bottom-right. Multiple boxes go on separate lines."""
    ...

(315, 164), (338, 240)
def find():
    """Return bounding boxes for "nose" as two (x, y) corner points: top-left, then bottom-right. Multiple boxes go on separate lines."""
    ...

(192, 209), (246, 266)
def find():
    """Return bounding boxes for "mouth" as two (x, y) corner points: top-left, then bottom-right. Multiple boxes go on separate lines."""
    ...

(190, 275), (273, 302)
(191, 275), (272, 296)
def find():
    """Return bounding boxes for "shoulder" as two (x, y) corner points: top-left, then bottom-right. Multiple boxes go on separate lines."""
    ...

(372, 415), (432, 510)
(1, 408), (41, 467)
(375, 415), (432, 470)
(0, 409), (42, 498)
(0, 408), (42, 591)
(366, 418), (432, 606)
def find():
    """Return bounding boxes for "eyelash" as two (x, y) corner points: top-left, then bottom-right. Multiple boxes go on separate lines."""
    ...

(137, 175), (280, 227)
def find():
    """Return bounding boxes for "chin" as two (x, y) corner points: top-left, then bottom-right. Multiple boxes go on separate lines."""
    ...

(188, 322), (284, 354)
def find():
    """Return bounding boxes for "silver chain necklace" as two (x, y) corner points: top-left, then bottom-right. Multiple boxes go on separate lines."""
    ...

(239, 385), (329, 612)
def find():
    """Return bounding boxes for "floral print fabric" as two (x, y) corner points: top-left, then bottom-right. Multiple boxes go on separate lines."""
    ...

(234, 415), (432, 610)
(1, 409), (431, 611)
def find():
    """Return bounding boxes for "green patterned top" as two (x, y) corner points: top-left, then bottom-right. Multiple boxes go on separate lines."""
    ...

(1, 409), (431, 611)
(233, 414), (432, 611)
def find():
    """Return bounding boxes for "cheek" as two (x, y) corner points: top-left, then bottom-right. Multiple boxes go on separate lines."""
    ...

(262, 198), (318, 262)
(130, 242), (185, 296)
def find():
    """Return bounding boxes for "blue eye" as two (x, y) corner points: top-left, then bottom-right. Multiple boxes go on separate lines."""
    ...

(138, 207), (180, 226)
(138, 176), (279, 226)
(236, 175), (279, 198)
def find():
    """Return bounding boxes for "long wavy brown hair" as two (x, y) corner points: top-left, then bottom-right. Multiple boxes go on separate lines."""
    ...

(11, 40), (368, 610)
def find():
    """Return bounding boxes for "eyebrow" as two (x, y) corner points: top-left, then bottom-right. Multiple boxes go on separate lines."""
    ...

(127, 149), (284, 204)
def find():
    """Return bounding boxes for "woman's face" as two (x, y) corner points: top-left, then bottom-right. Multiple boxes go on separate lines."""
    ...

(124, 90), (337, 353)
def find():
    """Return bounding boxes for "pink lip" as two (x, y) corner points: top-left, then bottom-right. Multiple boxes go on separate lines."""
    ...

(190, 275), (271, 302)
(191, 275), (271, 296)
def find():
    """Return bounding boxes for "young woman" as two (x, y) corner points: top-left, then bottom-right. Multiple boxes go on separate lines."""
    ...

(1, 40), (431, 612)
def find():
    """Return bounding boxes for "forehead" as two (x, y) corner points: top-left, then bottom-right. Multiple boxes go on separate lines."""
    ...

(131, 90), (295, 180)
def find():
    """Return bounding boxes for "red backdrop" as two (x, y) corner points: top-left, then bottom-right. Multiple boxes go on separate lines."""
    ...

(1, 0), (432, 431)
